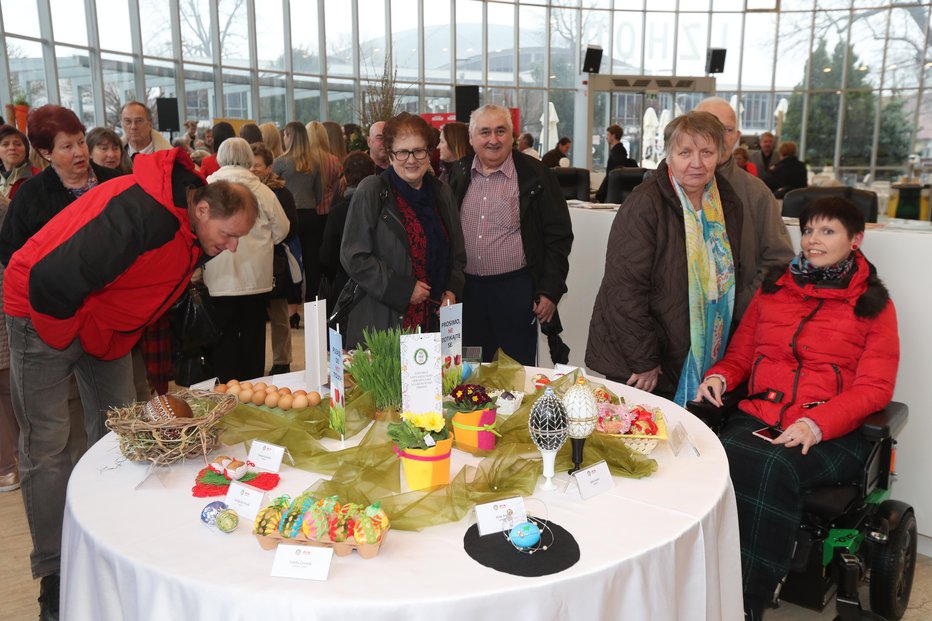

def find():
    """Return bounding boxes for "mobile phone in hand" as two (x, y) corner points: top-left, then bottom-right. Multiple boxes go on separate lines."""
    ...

(752, 427), (781, 442)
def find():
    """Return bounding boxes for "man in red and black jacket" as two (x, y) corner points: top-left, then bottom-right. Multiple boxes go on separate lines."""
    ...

(3, 147), (256, 619)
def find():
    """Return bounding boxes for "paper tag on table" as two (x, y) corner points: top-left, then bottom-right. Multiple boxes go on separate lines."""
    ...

(475, 496), (528, 536)
(270, 543), (333, 581)
(225, 481), (267, 520)
(400, 333), (442, 414)
(189, 377), (218, 391)
(573, 460), (614, 500)
(304, 299), (328, 393)
(247, 440), (286, 473)
(669, 421), (701, 457)
(439, 303), (463, 386)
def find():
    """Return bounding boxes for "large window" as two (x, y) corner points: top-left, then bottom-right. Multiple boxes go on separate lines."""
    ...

(2, 0), (929, 180)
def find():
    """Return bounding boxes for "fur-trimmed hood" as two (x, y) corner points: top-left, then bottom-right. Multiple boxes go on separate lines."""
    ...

(761, 250), (889, 319)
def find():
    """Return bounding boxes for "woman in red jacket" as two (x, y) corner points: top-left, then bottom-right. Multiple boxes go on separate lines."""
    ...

(696, 197), (899, 620)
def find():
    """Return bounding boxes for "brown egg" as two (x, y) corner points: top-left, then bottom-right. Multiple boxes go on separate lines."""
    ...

(266, 385), (278, 393)
(307, 391), (321, 407)
(142, 394), (194, 423)
(240, 381), (254, 391)
(238, 389), (254, 403)
(277, 394), (294, 410)
(227, 384), (242, 396)
(251, 390), (268, 406)
(264, 392), (280, 408)
(253, 382), (267, 391)
(292, 394), (309, 410)
(213, 384), (229, 393)
(293, 390), (307, 397)
(226, 379), (240, 387)
(278, 387), (292, 395)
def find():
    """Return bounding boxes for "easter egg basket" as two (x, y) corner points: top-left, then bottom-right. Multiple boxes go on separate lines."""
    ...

(106, 389), (239, 465)
(602, 410), (669, 455)
(254, 527), (390, 559)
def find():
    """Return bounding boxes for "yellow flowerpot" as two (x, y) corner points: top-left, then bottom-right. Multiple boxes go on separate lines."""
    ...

(451, 408), (499, 452)
(396, 436), (453, 491)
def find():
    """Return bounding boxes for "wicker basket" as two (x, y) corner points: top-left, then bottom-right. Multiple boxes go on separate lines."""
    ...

(605, 411), (669, 455)
(106, 389), (238, 465)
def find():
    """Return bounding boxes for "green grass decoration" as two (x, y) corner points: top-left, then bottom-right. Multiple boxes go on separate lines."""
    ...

(346, 326), (407, 411)
(442, 365), (463, 396)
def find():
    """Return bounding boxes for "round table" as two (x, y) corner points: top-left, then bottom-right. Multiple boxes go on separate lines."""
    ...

(61, 372), (742, 620)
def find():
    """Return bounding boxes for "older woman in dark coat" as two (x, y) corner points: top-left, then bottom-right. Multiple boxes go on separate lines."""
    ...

(586, 111), (743, 404)
(340, 112), (466, 348)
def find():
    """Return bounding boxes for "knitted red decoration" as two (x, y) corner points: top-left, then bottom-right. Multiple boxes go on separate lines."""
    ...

(192, 467), (281, 497)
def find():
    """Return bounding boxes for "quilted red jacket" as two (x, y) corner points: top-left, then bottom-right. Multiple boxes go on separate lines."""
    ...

(706, 250), (899, 441)
(4, 148), (205, 360)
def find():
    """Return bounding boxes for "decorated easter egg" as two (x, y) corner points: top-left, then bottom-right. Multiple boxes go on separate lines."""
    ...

(509, 521), (541, 549)
(563, 376), (598, 439)
(301, 506), (328, 541)
(528, 387), (568, 451)
(200, 501), (228, 526)
(353, 516), (382, 544)
(142, 394), (193, 424)
(215, 509), (239, 533)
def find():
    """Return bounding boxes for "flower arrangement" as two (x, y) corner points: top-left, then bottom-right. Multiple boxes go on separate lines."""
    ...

(387, 411), (450, 451)
(448, 384), (493, 413)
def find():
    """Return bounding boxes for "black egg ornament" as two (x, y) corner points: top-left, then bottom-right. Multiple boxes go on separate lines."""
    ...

(528, 386), (568, 491)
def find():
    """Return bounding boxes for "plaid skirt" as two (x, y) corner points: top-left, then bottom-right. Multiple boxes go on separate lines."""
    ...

(721, 411), (871, 599)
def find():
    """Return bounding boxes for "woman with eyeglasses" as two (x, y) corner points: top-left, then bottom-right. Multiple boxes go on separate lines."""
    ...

(340, 112), (466, 348)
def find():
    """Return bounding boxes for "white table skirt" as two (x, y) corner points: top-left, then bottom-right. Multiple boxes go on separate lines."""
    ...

(61, 373), (742, 621)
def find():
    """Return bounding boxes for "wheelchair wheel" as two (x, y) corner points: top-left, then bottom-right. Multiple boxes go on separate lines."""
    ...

(869, 510), (917, 619)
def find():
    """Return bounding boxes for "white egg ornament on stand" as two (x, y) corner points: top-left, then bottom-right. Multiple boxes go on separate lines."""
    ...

(528, 386), (568, 491)
(562, 376), (598, 475)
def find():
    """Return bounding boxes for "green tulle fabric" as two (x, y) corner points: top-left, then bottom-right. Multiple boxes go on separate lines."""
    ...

(220, 351), (657, 531)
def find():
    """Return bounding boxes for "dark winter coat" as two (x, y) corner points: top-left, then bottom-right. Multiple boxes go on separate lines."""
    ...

(585, 160), (744, 399)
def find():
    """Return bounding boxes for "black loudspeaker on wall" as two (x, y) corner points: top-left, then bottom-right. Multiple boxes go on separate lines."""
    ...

(455, 86), (480, 123)
(582, 45), (603, 74)
(155, 98), (180, 133)
(706, 48), (727, 74)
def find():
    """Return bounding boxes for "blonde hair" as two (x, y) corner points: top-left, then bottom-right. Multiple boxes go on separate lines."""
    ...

(259, 122), (283, 159)
(323, 121), (347, 160)
(283, 121), (315, 174)
(307, 121), (336, 194)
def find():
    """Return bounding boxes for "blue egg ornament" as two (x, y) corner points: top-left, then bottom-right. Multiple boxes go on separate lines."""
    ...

(509, 521), (542, 549)
(200, 501), (229, 526)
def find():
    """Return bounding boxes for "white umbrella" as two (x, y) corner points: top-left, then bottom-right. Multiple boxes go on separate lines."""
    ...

(540, 102), (560, 152)
(642, 107), (659, 166)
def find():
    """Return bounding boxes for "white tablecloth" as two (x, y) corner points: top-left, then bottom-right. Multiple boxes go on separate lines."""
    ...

(61, 374), (742, 621)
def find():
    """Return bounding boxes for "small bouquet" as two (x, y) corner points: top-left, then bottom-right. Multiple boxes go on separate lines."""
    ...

(387, 411), (450, 451)
(449, 384), (493, 412)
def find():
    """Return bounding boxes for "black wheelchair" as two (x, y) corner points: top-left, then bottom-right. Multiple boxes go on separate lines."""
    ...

(687, 392), (916, 620)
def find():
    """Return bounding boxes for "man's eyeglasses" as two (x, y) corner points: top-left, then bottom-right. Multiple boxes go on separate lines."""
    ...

(390, 148), (430, 161)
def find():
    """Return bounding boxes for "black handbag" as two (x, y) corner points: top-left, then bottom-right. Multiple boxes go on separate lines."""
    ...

(327, 279), (361, 332)
(169, 282), (221, 351)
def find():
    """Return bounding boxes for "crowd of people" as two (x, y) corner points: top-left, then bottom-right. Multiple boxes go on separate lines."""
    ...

(0, 97), (897, 621)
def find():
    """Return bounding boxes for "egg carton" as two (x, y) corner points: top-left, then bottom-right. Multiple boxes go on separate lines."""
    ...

(487, 389), (525, 415)
(254, 527), (389, 559)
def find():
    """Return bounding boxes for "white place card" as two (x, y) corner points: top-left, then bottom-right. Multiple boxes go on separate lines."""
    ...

(573, 460), (614, 500)
(247, 440), (286, 473)
(439, 303), (463, 386)
(304, 299), (328, 393)
(475, 496), (528, 536)
(270, 543), (333, 581)
(669, 421), (701, 457)
(225, 480), (267, 520)
(400, 332), (442, 415)
(189, 377), (218, 391)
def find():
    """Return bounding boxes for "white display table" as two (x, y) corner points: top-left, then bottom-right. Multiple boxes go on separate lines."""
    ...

(60, 372), (742, 620)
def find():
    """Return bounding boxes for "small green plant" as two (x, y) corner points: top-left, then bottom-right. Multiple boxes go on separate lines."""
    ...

(448, 384), (493, 413)
(13, 96), (29, 107)
(346, 326), (407, 411)
(387, 411), (449, 451)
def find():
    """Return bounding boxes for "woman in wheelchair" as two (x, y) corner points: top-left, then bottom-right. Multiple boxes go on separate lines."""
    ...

(695, 196), (899, 620)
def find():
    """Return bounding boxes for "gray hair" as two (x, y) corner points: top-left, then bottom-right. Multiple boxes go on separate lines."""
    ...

(216, 137), (254, 169)
(469, 104), (513, 137)
(663, 111), (726, 158)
